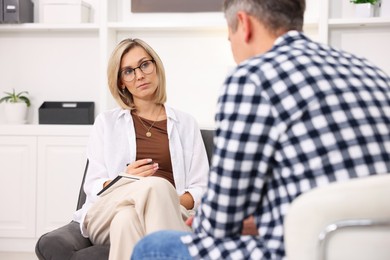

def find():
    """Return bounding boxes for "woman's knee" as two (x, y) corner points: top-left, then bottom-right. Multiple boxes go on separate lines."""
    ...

(144, 176), (172, 189)
(141, 177), (176, 197)
(111, 207), (135, 226)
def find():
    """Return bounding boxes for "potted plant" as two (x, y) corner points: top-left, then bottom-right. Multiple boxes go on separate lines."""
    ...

(350, 0), (380, 17)
(0, 89), (31, 124)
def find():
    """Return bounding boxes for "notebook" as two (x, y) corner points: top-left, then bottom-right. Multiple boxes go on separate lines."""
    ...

(97, 173), (141, 196)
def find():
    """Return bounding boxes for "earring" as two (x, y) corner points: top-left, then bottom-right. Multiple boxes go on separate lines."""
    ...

(121, 88), (125, 94)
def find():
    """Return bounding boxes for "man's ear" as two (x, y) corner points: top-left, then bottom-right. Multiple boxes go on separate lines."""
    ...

(236, 11), (252, 43)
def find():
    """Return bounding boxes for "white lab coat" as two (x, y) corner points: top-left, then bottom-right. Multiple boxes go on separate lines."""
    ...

(73, 105), (209, 237)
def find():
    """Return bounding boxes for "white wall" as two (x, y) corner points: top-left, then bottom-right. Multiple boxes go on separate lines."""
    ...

(0, 0), (234, 128)
(0, 29), (233, 128)
(0, 32), (100, 125)
(111, 30), (234, 128)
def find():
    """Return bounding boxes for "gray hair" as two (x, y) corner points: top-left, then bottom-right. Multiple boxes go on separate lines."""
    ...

(223, 0), (305, 35)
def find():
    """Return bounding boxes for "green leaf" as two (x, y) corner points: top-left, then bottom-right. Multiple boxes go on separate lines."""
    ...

(0, 96), (11, 103)
(350, 0), (378, 4)
(19, 96), (31, 107)
(16, 91), (29, 97)
(1, 89), (31, 106)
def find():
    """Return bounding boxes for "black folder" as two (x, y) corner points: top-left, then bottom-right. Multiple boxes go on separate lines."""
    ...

(97, 174), (140, 195)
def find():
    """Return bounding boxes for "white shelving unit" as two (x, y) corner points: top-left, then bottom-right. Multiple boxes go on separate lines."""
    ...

(0, 125), (90, 252)
(329, 17), (390, 27)
(0, 0), (389, 252)
(1, 0), (388, 127)
(0, 23), (99, 32)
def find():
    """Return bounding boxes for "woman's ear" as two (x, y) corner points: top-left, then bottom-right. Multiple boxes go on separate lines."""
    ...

(236, 11), (252, 43)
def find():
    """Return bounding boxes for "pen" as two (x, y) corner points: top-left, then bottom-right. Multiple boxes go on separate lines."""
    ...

(126, 161), (154, 167)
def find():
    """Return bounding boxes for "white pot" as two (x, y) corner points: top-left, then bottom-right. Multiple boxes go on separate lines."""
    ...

(354, 3), (375, 18)
(4, 102), (28, 124)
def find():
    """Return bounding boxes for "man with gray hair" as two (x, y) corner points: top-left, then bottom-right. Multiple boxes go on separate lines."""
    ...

(132, 0), (390, 259)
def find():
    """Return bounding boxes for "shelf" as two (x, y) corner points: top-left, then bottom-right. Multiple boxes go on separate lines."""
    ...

(108, 22), (226, 32)
(0, 23), (99, 32)
(109, 23), (320, 32)
(0, 124), (92, 136)
(108, 12), (227, 31)
(328, 17), (390, 28)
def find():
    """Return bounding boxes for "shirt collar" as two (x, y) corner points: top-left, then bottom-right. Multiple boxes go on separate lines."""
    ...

(117, 108), (130, 121)
(164, 105), (178, 122)
(273, 30), (308, 48)
(115, 104), (178, 122)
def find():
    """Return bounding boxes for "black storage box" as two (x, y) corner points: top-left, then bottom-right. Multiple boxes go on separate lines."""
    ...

(0, 0), (3, 23)
(39, 102), (95, 125)
(3, 0), (33, 23)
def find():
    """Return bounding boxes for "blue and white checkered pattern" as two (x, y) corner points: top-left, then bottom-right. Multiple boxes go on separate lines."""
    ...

(181, 31), (390, 259)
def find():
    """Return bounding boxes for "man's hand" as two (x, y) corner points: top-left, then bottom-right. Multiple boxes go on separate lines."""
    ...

(242, 215), (259, 235)
(185, 215), (259, 236)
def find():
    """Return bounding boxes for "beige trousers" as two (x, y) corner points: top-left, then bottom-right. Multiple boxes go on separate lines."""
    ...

(84, 176), (191, 260)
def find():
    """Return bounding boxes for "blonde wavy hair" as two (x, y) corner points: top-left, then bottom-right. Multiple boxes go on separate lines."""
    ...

(107, 38), (167, 110)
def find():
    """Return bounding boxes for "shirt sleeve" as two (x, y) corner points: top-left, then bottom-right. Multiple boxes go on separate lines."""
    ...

(184, 121), (210, 210)
(83, 114), (111, 202)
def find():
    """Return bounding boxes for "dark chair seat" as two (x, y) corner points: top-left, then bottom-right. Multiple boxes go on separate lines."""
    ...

(35, 129), (214, 260)
(36, 221), (109, 260)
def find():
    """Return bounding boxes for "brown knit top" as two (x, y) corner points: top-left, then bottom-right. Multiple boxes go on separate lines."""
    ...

(131, 112), (175, 187)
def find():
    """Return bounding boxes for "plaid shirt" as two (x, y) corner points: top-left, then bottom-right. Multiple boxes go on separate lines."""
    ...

(181, 31), (390, 259)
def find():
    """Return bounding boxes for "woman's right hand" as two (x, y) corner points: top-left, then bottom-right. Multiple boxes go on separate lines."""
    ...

(125, 159), (159, 177)
(185, 216), (194, 227)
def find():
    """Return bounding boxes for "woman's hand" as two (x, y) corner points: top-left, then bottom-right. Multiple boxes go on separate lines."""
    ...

(185, 216), (194, 227)
(180, 192), (194, 210)
(125, 159), (158, 177)
(103, 180), (111, 188)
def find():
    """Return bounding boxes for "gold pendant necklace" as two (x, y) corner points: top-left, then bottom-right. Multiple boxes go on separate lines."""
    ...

(136, 106), (162, 137)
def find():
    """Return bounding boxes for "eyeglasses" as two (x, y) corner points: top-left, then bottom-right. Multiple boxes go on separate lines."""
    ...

(120, 60), (155, 82)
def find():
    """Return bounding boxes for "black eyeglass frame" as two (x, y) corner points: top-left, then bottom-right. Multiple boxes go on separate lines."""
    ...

(119, 59), (156, 82)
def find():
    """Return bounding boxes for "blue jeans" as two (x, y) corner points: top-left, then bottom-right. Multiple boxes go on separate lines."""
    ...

(131, 230), (192, 260)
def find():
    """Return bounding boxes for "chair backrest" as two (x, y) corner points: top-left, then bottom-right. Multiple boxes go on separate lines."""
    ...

(76, 129), (214, 210)
(76, 159), (89, 210)
(200, 129), (214, 165)
(284, 174), (390, 260)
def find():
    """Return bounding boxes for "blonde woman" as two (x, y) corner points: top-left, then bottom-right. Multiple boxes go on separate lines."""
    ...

(72, 38), (209, 260)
